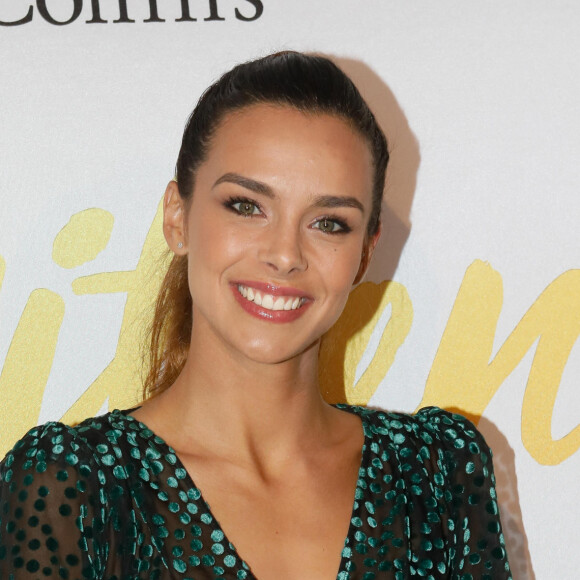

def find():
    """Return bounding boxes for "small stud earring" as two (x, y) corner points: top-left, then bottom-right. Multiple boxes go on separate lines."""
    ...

(177, 242), (183, 249)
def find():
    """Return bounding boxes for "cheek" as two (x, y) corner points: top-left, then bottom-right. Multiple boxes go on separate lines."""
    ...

(317, 245), (363, 295)
(188, 217), (247, 269)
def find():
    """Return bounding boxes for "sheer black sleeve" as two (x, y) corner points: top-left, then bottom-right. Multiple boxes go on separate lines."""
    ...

(422, 408), (512, 580)
(0, 422), (107, 579)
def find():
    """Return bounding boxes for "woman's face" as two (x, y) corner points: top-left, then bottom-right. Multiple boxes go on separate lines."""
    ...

(165, 104), (379, 365)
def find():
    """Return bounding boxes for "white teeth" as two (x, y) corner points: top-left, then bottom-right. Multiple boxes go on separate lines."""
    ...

(237, 285), (305, 312)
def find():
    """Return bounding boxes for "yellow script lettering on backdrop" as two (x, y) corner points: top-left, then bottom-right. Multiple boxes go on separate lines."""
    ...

(0, 205), (168, 457)
(0, 209), (114, 456)
(61, 200), (170, 424)
(420, 260), (580, 465)
(0, 209), (578, 465)
(319, 280), (413, 405)
(1, 259), (66, 453)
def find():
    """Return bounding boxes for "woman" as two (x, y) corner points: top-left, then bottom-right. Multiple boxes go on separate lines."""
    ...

(0, 52), (511, 579)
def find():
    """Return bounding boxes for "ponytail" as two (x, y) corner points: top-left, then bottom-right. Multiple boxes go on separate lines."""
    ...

(143, 254), (192, 398)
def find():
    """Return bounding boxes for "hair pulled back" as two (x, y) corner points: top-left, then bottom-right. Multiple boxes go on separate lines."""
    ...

(144, 51), (389, 399)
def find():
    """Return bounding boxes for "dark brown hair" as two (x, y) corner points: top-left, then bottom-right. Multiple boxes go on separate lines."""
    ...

(143, 51), (389, 399)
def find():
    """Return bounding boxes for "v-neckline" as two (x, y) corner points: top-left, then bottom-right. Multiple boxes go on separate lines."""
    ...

(115, 405), (370, 579)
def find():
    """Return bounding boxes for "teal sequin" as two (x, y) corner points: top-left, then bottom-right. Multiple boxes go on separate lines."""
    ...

(0, 406), (511, 579)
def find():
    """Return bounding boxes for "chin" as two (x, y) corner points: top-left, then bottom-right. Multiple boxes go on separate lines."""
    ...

(236, 335), (320, 366)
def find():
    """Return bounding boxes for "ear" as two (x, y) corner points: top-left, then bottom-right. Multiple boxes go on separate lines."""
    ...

(353, 222), (381, 285)
(163, 180), (187, 255)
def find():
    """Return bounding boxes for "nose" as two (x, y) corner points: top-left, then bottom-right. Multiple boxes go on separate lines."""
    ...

(258, 225), (307, 275)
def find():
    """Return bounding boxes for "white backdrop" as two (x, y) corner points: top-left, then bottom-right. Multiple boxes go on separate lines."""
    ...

(1, 2), (579, 578)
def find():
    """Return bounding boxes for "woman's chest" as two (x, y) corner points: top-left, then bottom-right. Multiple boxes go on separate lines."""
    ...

(170, 447), (363, 579)
(104, 483), (443, 580)
(102, 455), (450, 580)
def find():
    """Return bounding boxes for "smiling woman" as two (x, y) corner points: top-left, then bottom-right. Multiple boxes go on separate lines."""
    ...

(0, 52), (511, 579)
(162, 104), (375, 365)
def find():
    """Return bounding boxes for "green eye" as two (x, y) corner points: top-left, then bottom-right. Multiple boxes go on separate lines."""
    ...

(233, 201), (260, 216)
(315, 218), (343, 233)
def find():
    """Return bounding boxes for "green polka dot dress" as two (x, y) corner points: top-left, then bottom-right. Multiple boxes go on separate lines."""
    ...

(0, 406), (511, 579)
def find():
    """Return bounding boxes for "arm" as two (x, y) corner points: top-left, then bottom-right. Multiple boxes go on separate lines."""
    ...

(435, 410), (512, 579)
(0, 422), (106, 578)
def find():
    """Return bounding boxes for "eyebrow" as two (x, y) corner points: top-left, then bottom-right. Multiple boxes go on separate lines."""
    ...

(311, 195), (365, 213)
(213, 172), (274, 198)
(213, 172), (365, 212)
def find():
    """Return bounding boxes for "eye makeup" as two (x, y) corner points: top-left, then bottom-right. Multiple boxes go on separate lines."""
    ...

(312, 216), (352, 234)
(223, 196), (263, 217)
(222, 195), (354, 234)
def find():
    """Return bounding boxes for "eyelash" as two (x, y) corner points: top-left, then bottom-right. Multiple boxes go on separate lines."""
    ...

(223, 196), (352, 235)
(224, 196), (263, 217)
(312, 216), (351, 234)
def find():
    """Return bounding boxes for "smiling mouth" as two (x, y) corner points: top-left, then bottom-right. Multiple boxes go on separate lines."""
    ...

(236, 284), (306, 311)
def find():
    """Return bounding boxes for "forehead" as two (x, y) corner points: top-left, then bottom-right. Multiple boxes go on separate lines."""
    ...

(201, 104), (374, 195)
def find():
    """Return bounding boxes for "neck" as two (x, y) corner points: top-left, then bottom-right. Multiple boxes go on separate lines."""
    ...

(150, 324), (334, 466)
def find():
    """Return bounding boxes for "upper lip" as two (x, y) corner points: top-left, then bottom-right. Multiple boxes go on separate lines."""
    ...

(233, 280), (312, 298)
